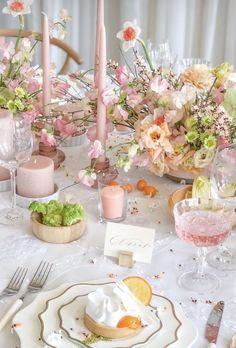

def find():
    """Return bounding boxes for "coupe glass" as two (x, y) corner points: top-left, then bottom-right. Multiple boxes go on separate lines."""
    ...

(208, 144), (236, 270)
(0, 112), (32, 224)
(173, 198), (233, 293)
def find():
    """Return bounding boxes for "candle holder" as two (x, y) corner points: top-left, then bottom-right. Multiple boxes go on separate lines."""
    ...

(97, 174), (127, 223)
(33, 143), (65, 170)
(91, 157), (118, 188)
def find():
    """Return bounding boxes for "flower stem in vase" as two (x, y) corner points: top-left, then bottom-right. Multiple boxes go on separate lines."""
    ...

(33, 143), (65, 170)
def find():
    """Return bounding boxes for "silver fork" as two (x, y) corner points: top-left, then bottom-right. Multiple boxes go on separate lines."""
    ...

(0, 261), (53, 331)
(0, 267), (28, 300)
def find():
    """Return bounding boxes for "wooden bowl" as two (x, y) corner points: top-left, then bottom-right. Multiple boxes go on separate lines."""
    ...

(31, 212), (86, 244)
(84, 313), (140, 339)
(168, 185), (192, 213)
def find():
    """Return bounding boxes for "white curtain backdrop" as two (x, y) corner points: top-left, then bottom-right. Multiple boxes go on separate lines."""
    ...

(0, 0), (235, 72)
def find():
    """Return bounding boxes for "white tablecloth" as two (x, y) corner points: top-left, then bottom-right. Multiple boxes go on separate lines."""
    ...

(0, 134), (235, 348)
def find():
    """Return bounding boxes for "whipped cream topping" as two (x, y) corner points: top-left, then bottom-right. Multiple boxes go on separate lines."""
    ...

(85, 284), (141, 327)
(44, 330), (63, 347)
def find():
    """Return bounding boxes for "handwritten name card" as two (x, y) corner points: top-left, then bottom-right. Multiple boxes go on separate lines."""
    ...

(104, 222), (155, 263)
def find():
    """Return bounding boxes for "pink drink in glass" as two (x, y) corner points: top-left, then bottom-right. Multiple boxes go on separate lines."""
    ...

(175, 210), (231, 247)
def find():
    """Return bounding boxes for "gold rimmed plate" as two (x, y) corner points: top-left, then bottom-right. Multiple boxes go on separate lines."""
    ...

(13, 279), (198, 348)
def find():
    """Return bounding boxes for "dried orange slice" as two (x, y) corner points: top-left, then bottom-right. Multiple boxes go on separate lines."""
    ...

(117, 315), (141, 329)
(123, 276), (152, 306)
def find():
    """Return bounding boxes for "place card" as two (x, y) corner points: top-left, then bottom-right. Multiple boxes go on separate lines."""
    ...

(104, 222), (155, 263)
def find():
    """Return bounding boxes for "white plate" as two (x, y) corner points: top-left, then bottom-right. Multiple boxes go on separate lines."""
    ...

(13, 279), (197, 348)
(58, 291), (160, 348)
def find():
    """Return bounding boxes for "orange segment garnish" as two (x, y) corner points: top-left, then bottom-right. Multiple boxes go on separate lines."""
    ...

(144, 185), (157, 197)
(117, 315), (141, 329)
(123, 276), (152, 306)
(136, 179), (147, 191)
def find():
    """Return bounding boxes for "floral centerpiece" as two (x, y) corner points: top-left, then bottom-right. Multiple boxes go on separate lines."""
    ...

(0, 0), (79, 148)
(74, 19), (236, 185)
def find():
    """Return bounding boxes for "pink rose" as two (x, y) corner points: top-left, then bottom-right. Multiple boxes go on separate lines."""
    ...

(115, 65), (129, 85)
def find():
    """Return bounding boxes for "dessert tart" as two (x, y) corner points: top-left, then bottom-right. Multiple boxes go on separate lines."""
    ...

(84, 281), (147, 339)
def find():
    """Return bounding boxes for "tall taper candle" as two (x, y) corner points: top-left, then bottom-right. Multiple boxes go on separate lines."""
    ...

(94, 0), (104, 87)
(42, 12), (51, 116)
(96, 24), (106, 161)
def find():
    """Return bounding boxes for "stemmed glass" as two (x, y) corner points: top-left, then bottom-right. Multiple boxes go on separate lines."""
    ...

(0, 110), (32, 224)
(208, 144), (236, 270)
(147, 40), (177, 70)
(174, 198), (233, 293)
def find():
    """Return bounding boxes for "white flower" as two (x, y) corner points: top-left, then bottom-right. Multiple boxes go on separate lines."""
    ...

(116, 19), (141, 52)
(2, 0), (33, 17)
(78, 169), (96, 187)
(128, 143), (139, 158)
(194, 148), (215, 168)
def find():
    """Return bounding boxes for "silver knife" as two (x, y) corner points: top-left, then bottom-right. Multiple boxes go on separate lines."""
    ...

(205, 301), (224, 347)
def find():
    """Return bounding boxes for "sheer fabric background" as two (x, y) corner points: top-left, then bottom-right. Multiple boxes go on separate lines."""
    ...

(0, 0), (235, 71)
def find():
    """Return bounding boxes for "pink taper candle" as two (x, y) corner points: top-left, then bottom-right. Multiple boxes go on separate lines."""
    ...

(96, 24), (107, 161)
(42, 12), (51, 116)
(94, 0), (104, 87)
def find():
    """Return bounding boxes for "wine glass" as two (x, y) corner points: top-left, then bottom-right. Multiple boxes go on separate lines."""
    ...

(147, 40), (177, 70)
(173, 198), (233, 293)
(0, 110), (33, 224)
(208, 144), (236, 270)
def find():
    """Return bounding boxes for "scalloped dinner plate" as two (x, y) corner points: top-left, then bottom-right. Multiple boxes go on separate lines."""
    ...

(13, 279), (198, 348)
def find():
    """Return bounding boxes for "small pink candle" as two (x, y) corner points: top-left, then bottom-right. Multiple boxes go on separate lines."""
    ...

(96, 24), (107, 161)
(94, 0), (104, 87)
(42, 12), (51, 116)
(101, 186), (124, 219)
(16, 155), (54, 198)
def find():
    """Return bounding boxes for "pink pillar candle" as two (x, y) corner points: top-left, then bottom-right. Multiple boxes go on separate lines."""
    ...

(42, 12), (51, 116)
(16, 155), (54, 198)
(101, 186), (125, 219)
(94, 0), (104, 87)
(96, 24), (107, 161)
(0, 166), (10, 181)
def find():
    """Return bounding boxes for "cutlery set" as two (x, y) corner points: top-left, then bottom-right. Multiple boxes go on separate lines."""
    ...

(0, 261), (53, 331)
